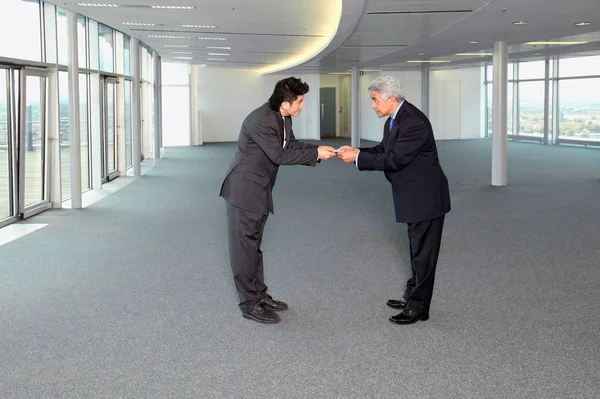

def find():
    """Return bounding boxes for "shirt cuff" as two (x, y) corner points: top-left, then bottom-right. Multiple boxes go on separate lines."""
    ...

(355, 149), (360, 169)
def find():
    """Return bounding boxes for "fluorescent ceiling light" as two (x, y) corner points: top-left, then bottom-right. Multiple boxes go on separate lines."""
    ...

(417, 52), (426, 56)
(76, 3), (118, 6)
(148, 35), (189, 39)
(208, 53), (229, 56)
(407, 60), (451, 63)
(513, 20), (529, 25)
(183, 25), (217, 29)
(151, 5), (195, 9)
(455, 53), (493, 56)
(173, 57), (193, 60)
(123, 22), (155, 26)
(525, 41), (588, 45)
(171, 51), (192, 54)
(361, 69), (381, 72)
(206, 46), (231, 50)
(468, 40), (479, 44)
(163, 44), (190, 48)
(328, 72), (350, 75)
(199, 37), (227, 41)
(574, 22), (591, 26)
(207, 58), (226, 61)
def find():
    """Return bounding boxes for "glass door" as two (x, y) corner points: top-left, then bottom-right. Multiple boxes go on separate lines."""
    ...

(101, 76), (118, 181)
(0, 67), (16, 227)
(18, 68), (51, 219)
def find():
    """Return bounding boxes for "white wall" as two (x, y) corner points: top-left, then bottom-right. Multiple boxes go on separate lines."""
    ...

(339, 75), (351, 137)
(430, 67), (483, 140)
(193, 66), (484, 143)
(197, 68), (320, 142)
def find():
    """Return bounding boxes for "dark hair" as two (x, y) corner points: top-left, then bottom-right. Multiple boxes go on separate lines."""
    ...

(268, 77), (309, 111)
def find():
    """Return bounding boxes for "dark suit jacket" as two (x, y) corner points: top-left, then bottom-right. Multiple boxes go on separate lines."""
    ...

(357, 101), (451, 223)
(220, 102), (319, 215)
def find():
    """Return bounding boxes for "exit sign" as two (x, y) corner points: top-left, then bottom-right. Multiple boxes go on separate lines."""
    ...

(359, 71), (364, 75)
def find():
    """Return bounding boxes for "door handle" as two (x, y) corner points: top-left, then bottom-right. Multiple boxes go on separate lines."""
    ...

(321, 104), (324, 119)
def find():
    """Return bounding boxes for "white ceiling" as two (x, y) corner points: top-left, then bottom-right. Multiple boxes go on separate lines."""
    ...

(54, 0), (600, 73)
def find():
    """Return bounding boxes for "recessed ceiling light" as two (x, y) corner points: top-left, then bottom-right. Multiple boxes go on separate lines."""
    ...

(182, 25), (217, 29)
(206, 46), (231, 50)
(574, 22), (591, 26)
(207, 58), (226, 61)
(173, 56), (193, 60)
(525, 41), (588, 45)
(468, 40), (479, 44)
(123, 22), (155, 26)
(171, 51), (193, 54)
(513, 21), (529, 25)
(76, 3), (118, 6)
(148, 35), (189, 39)
(455, 53), (493, 56)
(208, 53), (229, 56)
(407, 60), (451, 63)
(151, 5), (195, 9)
(163, 44), (190, 48)
(199, 37), (227, 41)
(417, 52), (425, 56)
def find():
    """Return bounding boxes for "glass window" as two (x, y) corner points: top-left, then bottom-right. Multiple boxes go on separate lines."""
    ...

(58, 71), (71, 201)
(0, 0), (42, 62)
(56, 7), (68, 65)
(559, 55), (600, 78)
(518, 81), (545, 138)
(114, 31), (124, 75)
(98, 24), (114, 73)
(78, 16), (87, 68)
(123, 36), (131, 76)
(558, 78), (600, 142)
(485, 63), (514, 82)
(124, 80), (132, 168)
(43, 2), (57, 64)
(0, 68), (12, 220)
(518, 60), (545, 80)
(80, 74), (90, 190)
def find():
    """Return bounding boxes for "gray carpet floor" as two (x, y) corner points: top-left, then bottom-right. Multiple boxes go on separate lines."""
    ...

(1, 138), (599, 398)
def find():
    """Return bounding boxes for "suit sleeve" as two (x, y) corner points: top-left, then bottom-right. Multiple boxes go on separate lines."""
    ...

(358, 139), (384, 154)
(285, 120), (318, 150)
(250, 120), (318, 166)
(357, 119), (427, 171)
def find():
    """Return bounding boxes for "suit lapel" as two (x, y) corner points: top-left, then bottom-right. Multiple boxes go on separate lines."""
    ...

(385, 102), (406, 150)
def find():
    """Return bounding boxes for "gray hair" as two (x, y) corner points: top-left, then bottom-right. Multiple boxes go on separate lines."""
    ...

(367, 75), (404, 102)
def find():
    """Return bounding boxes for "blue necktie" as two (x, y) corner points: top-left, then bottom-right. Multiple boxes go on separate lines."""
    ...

(389, 118), (393, 131)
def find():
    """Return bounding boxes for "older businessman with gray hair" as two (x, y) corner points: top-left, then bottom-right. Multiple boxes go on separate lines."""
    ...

(338, 75), (451, 325)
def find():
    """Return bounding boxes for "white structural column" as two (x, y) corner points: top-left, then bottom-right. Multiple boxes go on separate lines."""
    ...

(491, 41), (508, 186)
(131, 38), (142, 176)
(350, 66), (359, 148)
(153, 51), (162, 158)
(189, 64), (202, 145)
(421, 64), (430, 115)
(67, 11), (82, 207)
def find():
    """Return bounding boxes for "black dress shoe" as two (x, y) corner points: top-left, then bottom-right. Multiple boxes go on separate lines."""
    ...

(386, 298), (408, 309)
(242, 303), (281, 324)
(389, 309), (429, 325)
(261, 297), (288, 311)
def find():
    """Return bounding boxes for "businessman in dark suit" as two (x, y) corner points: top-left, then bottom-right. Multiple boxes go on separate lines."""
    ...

(338, 75), (450, 325)
(220, 77), (335, 324)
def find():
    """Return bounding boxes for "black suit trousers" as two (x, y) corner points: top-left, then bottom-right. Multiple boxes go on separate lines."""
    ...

(403, 215), (445, 313)
(225, 201), (270, 312)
